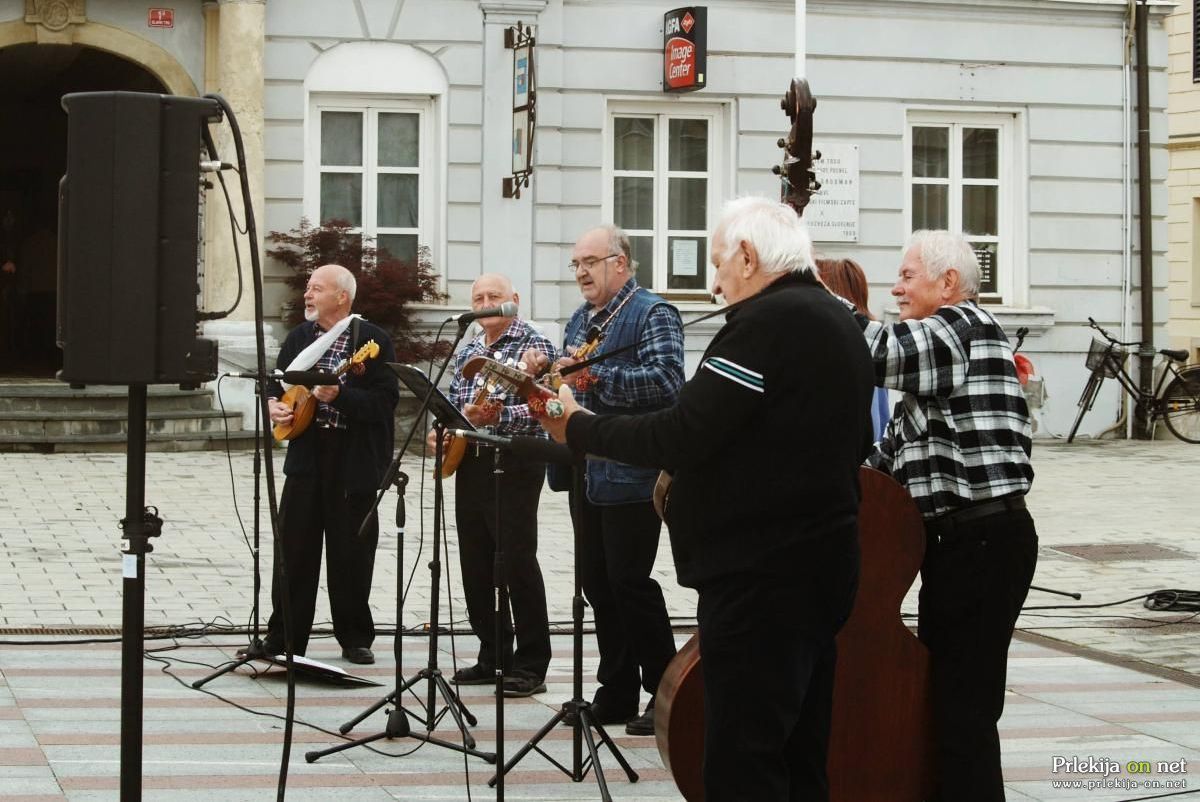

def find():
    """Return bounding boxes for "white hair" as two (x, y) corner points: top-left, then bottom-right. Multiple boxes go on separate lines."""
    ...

(317, 263), (357, 303)
(906, 230), (980, 298)
(713, 196), (814, 276)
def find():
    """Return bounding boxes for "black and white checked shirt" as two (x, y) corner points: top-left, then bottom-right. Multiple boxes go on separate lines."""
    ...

(849, 299), (1033, 518)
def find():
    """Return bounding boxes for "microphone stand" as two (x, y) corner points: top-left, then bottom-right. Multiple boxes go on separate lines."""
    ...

(489, 451), (638, 800)
(193, 375), (270, 687)
(305, 317), (494, 765)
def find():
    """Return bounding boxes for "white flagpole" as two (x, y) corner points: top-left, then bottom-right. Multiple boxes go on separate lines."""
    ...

(795, 0), (806, 78)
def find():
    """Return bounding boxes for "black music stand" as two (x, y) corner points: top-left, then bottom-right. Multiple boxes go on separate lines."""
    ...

(305, 364), (493, 764)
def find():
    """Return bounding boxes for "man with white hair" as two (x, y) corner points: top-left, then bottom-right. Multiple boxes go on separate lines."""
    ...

(842, 230), (1038, 800)
(263, 263), (399, 665)
(539, 197), (875, 798)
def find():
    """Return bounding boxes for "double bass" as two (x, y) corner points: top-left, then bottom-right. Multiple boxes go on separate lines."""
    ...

(653, 467), (935, 800)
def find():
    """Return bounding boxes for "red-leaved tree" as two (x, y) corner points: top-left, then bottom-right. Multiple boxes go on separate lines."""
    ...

(267, 219), (450, 363)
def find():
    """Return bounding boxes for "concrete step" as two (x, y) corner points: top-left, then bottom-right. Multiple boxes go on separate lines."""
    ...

(0, 430), (258, 454)
(0, 381), (255, 453)
(0, 382), (217, 413)
(0, 409), (245, 437)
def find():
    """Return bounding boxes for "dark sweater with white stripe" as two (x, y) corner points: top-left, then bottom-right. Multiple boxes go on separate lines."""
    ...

(567, 271), (875, 588)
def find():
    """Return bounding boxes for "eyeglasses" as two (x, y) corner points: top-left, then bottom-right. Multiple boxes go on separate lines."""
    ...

(568, 253), (620, 273)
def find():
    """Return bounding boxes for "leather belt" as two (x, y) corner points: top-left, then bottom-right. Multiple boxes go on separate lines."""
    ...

(925, 495), (1027, 544)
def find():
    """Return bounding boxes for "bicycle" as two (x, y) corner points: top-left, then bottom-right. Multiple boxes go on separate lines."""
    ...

(1067, 317), (1200, 443)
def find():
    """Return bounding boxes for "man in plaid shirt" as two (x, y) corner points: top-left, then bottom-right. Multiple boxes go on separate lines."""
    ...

(845, 230), (1038, 801)
(435, 273), (554, 698)
(524, 225), (685, 737)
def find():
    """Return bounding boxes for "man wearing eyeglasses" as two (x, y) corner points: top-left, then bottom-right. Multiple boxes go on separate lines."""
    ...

(524, 224), (685, 736)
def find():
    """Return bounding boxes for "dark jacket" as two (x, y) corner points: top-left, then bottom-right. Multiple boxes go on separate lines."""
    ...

(566, 272), (875, 587)
(268, 317), (398, 493)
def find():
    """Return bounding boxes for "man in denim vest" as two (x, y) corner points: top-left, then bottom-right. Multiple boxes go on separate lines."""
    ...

(525, 225), (685, 736)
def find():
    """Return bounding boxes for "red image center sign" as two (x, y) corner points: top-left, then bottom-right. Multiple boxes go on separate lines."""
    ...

(663, 7), (707, 93)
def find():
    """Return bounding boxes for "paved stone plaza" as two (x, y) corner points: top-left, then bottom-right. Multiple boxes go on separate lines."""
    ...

(1, 438), (1198, 800)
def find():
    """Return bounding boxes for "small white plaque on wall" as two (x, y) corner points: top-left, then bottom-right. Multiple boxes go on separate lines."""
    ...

(807, 144), (859, 243)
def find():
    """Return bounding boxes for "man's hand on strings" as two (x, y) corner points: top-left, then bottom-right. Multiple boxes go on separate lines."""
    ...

(539, 385), (585, 443)
(464, 401), (501, 427)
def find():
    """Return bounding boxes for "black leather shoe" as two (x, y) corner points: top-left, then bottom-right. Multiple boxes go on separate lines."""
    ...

(452, 663), (495, 685)
(625, 707), (655, 736)
(341, 647), (375, 665)
(501, 674), (547, 698)
(587, 700), (637, 727)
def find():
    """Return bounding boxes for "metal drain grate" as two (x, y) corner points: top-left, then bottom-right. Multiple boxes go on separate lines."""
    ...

(1051, 543), (1190, 562)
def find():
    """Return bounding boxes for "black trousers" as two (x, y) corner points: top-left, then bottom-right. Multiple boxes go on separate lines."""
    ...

(697, 533), (858, 802)
(266, 429), (379, 655)
(919, 507), (1038, 801)
(572, 492), (677, 713)
(455, 447), (551, 678)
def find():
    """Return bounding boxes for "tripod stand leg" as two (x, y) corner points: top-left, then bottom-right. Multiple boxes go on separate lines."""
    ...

(432, 672), (478, 748)
(488, 706), (570, 787)
(191, 653), (255, 689)
(339, 690), (395, 735)
(578, 718), (614, 801)
(582, 709), (640, 783)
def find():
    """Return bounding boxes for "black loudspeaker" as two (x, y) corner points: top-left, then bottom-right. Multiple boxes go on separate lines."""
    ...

(57, 91), (222, 386)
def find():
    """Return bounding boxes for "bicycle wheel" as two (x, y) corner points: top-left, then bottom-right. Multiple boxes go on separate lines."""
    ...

(1067, 371), (1104, 443)
(1160, 366), (1200, 444)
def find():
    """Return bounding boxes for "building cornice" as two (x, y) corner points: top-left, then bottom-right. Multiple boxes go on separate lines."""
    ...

(479, 0), (548, 18)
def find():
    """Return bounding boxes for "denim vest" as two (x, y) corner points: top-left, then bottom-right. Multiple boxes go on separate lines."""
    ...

(562, 286), (676, 505)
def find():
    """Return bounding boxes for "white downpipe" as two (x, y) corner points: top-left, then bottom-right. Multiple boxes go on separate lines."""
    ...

(1122, 11), (1135, 439)
(795, 0), (806, 78)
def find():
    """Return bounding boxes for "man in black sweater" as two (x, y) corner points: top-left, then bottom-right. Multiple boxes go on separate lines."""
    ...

(264, 264), (398, 665)
(540, 197), (875, 800)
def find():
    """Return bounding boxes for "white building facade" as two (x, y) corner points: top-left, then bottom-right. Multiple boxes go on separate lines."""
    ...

(0, 0), (1171, 437)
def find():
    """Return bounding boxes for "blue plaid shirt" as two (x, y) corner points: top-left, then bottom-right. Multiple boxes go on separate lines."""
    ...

(313, 325), (352, 430)
(449, 317), (556, 438)
(564, 278), (685, 412)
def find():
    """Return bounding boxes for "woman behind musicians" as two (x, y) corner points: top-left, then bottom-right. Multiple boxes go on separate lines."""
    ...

(817, 257), (891, 442)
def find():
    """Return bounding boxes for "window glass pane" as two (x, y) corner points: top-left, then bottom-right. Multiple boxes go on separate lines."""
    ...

(379, 113), (420, 168)
(912, 184), (948, 230)
(668, 119), (708, 172)
(377, 234), (418, 265)
(629, 235), (654, 288)
(963, 185), (998, 236)
(614, 176), (654, 230)
(320, 173), (362, 226)
(668, 177), (706, 230)
(377, 174), (419, 228)
(971, 242), (998, 295)
(614, 117), (654, 171)
(912, 127), (948, 178)
(963, 128), (998, 179)
(321, 112), (363, 166)
(667, 235), (706, 291)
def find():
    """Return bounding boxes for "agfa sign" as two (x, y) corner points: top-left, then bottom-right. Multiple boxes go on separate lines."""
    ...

(663, 7), (706, 93)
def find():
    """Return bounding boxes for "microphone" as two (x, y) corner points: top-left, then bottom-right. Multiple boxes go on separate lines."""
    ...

(226, 370), (341, 385)
(449, 301), (518, 324)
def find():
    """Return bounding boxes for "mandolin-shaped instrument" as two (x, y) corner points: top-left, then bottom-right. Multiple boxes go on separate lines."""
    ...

(438, 362), (509, 478)
(272, 340), (380, 442)
(461, 355), (561, 418)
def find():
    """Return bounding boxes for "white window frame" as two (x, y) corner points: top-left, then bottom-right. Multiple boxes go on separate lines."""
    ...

(305, 94), (437, 269)
(904, 109), (1028, 307)
(603, 101), (730, 298)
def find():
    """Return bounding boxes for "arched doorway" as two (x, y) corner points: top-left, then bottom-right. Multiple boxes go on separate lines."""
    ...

(0, 43), (166, 377)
